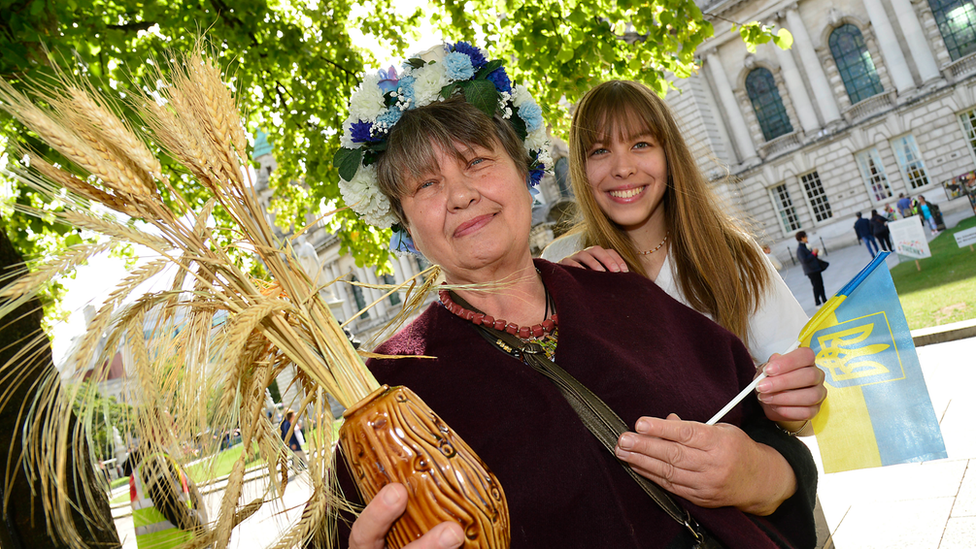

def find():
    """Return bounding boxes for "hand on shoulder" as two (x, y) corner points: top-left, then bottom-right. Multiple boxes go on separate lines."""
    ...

(559, 246), (629, 273)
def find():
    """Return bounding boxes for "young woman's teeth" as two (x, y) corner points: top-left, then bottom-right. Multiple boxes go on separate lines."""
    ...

(610, 187), (643, 199)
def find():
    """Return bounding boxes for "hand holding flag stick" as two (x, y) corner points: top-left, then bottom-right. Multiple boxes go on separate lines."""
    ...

(708, 252), (947, 473)
(707, 289), (849, 425)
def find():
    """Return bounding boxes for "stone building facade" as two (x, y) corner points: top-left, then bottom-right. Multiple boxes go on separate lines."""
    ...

(671, 0), (976, 265)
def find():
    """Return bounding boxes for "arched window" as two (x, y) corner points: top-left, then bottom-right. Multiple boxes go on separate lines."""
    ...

(829, 24), (884, 104)
(745, 68), (794, 141)
(929, 0), (976, 61)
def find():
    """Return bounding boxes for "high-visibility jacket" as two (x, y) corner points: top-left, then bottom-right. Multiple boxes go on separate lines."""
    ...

(129, 452), (196, 549)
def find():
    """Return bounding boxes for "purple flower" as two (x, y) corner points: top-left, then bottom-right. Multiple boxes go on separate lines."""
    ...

(350, 120), (374, 143)
(486, 67), (511, 93)
(452, 41), (487, 70)
(528, 165), (545, 187)
(377, 66), (399, 94)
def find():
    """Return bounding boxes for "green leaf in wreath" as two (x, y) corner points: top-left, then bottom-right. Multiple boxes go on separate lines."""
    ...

(460, 80), (499, 117)
(334, 147), (363, 181)
(475, 59), (503, 79)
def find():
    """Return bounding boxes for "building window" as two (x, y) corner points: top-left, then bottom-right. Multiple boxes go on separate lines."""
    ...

(890, 135), (930, 189)
(771, 184), (801, 232)
(382, 274), (401, 306)
(350, 275), (369, 319)
(800, 171), (833, 222)
(745, 68), (794, 141)
(829, 24), (885, 105)
(929, 0), (976, 61)
(855, 148), (894, 202)
(958, 108), (976, 161)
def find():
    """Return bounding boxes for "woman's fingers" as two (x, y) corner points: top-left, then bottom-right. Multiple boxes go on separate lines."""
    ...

(757, 349), (827, 421)
(558, 246), (628, 272)
(349, 484), (463, 549)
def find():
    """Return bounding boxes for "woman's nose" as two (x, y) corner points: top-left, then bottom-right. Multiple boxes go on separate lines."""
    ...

(611, 153), (636, 178)
(447, 178), (479, 210)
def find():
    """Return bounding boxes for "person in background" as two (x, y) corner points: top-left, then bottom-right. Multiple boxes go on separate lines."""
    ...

(796, 231), (827, 306)
(125, 412), (208, 549)
(896, 193), (913, 218)
(871, 209), (892, 252)
(853, 212), (878, 259)
(917, 196), (940, 235)
(762, 245), (783, 271)
(280, 409), (307, 470)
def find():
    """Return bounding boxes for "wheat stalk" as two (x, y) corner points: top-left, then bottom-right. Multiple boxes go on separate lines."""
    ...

(0, 43), (387, 549)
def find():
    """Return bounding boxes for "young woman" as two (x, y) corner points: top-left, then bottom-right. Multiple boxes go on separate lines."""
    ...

(542, 80), (818, 426)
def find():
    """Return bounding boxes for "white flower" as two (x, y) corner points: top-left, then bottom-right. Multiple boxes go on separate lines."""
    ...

(412, 61), (449, 105)
(340, 118), (357, 148)
(338, 164), (396, 228)
(512, 84), (534, 108)
(418, 44), (447, 64)
(348, 74), (387, 121)
(525, 128), (550, 163)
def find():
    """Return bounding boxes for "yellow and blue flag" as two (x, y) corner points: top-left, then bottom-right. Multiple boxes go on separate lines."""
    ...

(801, 251), (947, 473)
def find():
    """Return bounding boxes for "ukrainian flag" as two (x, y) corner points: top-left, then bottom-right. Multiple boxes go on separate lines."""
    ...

(801, 252), (947, 473)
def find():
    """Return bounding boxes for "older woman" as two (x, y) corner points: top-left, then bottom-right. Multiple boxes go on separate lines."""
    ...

(332, 43), (820, 549)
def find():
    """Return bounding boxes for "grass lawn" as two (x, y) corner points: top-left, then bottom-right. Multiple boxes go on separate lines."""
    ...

(892, 215), (976, 329)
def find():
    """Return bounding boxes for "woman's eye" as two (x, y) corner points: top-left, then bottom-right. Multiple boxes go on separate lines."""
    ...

(417, 180), (436, 191)
(589, 147), (609, 157)
(468, 157), (486, 168)
(633, 141), (651, 150)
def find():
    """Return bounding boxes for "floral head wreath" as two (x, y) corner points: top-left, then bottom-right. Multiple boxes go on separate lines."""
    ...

(334, 41), (552, 254)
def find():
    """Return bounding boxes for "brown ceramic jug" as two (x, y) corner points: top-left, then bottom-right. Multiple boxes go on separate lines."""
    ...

(339, 385), (510, 549)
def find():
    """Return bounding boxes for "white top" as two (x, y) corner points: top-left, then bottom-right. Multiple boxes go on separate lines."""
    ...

(541, 232), (809, 363)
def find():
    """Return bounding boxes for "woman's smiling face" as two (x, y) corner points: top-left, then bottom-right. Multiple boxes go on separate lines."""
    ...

(399, 139), (533, 282)
(584, 127), (668, 234)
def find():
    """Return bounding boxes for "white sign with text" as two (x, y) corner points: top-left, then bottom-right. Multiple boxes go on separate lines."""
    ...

(889, 218), (932, 259)
(954, 227), (976, 248)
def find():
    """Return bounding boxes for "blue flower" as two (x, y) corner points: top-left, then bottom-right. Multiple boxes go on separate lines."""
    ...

(486, 67), (511, 93)
(528, 165), (545, 187)
(377, 66), (399, 94)
(389, 226), (421, 255)
(350, 120), (374, 143)
(376, 107), (402, 128)
(452, 41), (487, 70)
(518, 101), (543, 133)
(443, 52), (475, 81)
(397, 75), (416, 104)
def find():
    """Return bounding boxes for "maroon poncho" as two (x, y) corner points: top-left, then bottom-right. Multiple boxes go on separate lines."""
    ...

(332, 259), (816, 548)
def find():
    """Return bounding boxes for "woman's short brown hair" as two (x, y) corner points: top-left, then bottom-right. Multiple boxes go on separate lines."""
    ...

(376, 96), (530, 226)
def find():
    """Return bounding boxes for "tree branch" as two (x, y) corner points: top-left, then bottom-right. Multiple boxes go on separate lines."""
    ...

(106, 21), (156, 32)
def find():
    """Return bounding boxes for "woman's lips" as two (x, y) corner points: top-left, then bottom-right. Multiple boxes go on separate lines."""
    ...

(453, 213), (495, 238)
(607, 185), (647, 202)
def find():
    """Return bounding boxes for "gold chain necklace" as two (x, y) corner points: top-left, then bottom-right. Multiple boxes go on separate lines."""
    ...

(638, 231), (669, 256)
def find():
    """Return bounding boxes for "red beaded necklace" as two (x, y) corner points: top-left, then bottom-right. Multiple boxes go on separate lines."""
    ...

(438, 285), (558, 340)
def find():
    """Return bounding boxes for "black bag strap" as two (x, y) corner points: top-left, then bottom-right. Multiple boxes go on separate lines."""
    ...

(448, 291), (719, 547)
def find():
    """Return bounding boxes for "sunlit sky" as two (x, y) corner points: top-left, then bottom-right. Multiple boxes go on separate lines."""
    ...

(50, 3), (441, 365)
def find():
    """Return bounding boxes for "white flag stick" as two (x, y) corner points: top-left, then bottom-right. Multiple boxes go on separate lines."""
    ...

(706, 340), (802, 425)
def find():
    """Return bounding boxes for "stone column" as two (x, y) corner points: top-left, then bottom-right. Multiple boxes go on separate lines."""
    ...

(704, 51), (757, 163)
(785, 6), (843, 124)
(398, 254), (417, 280)
(863, 0), (915, 93)
(362, 267), (388, 317)
(771, 44), (821, 133)
(890, 0), (941, 84)
(331, 263), (354, 323)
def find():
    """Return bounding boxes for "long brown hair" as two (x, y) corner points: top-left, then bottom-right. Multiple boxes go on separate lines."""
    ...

(568, 80), (770, 350)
